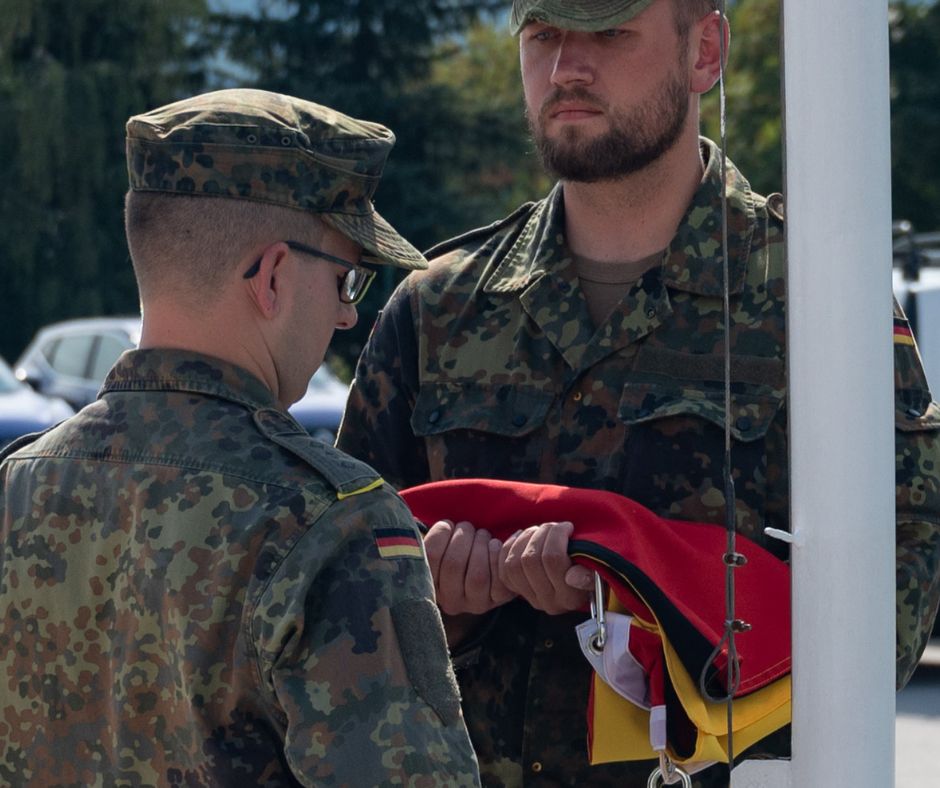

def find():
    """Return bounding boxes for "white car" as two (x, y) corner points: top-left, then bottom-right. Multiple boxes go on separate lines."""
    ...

(0, 357), (73, 450)
(14, 317), (348, 441)
(14, 317), (142, 410)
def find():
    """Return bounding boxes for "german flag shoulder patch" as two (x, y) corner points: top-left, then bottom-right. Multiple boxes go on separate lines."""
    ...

(374, 527), (424, 559)
(894, 317), (915, 346)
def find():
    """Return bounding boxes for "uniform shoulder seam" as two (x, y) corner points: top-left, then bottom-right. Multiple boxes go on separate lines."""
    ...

(253, 408), (381, 497)
(0, 427), (55, 464)
(423, 200), (538, 261)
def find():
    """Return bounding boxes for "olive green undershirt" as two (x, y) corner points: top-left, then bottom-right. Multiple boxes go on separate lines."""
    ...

(572, 249), (664, 327)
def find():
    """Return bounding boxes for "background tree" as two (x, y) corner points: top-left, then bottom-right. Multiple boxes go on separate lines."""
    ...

(0, 0), (210, 362)
(428, 20), (551, 232)
(702, 0), (782, 197)
(3, 0), (940, 377)
(705, 0), (940, 231)
(890, 1), (940, 230)
(211, 0), (527, 372)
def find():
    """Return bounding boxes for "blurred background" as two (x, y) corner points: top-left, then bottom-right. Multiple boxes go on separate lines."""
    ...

(2, 0), (939, 374)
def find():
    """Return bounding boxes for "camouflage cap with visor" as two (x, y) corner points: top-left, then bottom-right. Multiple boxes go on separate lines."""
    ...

(511, 0), (656, 35)
(126, 88), (426, 270)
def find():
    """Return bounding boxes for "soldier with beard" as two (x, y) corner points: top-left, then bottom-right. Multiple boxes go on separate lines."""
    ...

(337, 1), (940, 786)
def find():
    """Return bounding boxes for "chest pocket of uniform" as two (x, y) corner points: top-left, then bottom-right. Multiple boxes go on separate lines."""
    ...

(616, 380), (786, 538)
(411, 382), (554, 481)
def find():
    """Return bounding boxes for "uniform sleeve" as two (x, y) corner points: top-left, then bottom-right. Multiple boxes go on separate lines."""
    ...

(337, 281), (431, 490)
(892, 302), (940, 689)
(253, 488), (479, 786)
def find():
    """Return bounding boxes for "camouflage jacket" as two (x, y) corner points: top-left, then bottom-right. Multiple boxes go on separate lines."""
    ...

(0, 349), (479, 788)
(338, 140), (940, 787)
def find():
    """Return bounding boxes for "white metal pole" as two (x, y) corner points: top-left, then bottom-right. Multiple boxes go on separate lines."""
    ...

(782, 0), (896, 785)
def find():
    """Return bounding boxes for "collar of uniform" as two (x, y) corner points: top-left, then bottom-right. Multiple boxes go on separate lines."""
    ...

(482, 138), (757, 298)
(101, 347), (283, 413)
(482, 181), (565, 294)
(661, 138), (757, 296)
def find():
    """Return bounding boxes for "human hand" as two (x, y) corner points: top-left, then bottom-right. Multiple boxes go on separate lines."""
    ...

(497, 521), (594, 615)
(424, 520), (517, 616)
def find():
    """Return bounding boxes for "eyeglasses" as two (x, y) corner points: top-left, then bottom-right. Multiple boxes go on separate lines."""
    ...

(243, 240), (376, 305)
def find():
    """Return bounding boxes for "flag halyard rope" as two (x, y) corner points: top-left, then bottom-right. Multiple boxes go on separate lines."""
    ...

(694, 2), (750, 783)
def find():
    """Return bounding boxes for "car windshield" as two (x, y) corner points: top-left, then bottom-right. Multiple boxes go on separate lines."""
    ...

(306, 366), (344, 393)
(0, 360), (22, 393)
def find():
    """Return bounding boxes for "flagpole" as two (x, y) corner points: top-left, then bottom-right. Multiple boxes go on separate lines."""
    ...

(782, 0), (896, 785)
(732, 2), (895, 785)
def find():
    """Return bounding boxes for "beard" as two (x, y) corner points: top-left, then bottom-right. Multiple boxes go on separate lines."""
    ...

(528, 68), (690, 183)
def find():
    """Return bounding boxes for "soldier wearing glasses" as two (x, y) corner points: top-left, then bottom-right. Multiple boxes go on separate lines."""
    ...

(0, 89), (479, 787)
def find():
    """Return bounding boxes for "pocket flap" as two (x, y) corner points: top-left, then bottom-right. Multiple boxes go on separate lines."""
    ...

(618, 382), (784, 442)
(411, 383), (553, 438)
(895, 391), (940, 433)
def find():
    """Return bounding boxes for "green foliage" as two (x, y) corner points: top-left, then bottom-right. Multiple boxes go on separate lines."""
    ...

(211, 0), (525, 362)
(702, 0), (782, 197)
(890, 1), (940, 230)
(5, 0), (940, 374)
(429, 21), (551, 227)
(0, 0), (210, 362)
(212, 0), (510, 250)
(706, 0), (940, 231)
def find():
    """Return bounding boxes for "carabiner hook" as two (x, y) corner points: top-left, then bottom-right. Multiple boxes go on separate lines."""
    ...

(588, 571), (607, 654)
(646, 754), (692, 788)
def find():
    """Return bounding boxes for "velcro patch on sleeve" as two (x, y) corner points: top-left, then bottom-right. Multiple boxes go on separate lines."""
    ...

(374, 527), (424, 559)
(392, 598), (462, 725)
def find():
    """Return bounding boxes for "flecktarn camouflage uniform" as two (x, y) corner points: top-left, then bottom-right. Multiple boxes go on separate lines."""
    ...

(125, 88), (427, 272)
(338, 139), (940, 787)
(0, 349), (479, 787)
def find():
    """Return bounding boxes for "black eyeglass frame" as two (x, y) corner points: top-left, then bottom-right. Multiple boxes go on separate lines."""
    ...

(243, 240), (376, 305)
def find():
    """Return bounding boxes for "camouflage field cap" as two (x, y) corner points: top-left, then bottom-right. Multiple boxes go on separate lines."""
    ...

(126, 88), (426, 270)
(510, 0), (656, 34)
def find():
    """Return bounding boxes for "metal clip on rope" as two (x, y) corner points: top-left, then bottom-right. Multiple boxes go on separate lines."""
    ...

(588, 571), (607, 654)
(648, 755), (692, 788)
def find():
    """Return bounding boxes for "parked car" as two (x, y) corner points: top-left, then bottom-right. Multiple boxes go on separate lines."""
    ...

(288, 365), (349, 443)
(14, 317), (141, 410)
(15, 316), (347, 441)
(0, 357), (74, 450)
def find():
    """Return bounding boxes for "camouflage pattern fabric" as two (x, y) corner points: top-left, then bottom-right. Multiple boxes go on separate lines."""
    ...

(0, 349), (479, 787)
(509, 0), (656, 36)
(338, 138), (940, 787)
(126, 88), (427, 271)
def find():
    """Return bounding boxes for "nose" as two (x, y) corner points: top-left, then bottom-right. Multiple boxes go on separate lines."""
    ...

(335, 301), (358, 331)
(550, 32), (595, 88)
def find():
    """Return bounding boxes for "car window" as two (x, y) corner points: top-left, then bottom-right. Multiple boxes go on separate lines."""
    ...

(41, 338), (61, 365)
(89, 334), (133, 381)
(0, 360), (19, 393)
(48, 335), (96, 380)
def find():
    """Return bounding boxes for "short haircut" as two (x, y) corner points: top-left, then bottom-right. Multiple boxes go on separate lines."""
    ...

(125, 192), (327, 304)
(673, 0), (720, 38)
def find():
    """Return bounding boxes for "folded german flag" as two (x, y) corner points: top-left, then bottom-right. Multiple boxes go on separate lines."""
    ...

(400, 478), (791, 767)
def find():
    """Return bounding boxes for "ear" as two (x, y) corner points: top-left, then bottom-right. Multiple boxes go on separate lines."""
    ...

(689, 10), (730, 95)
(244, 241), (290, 319)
